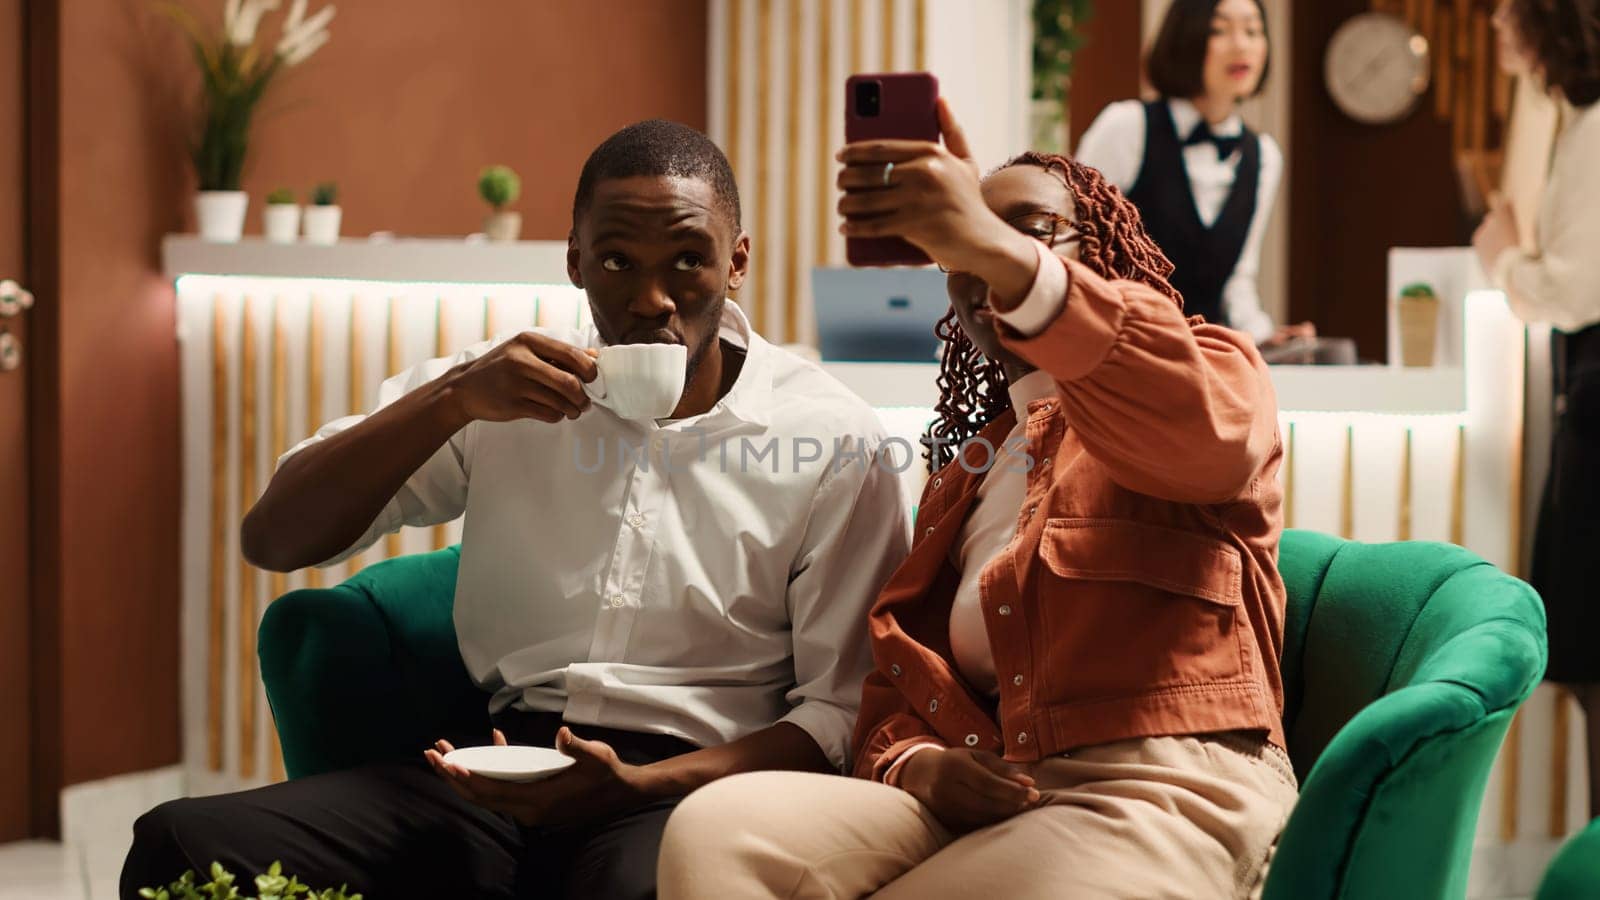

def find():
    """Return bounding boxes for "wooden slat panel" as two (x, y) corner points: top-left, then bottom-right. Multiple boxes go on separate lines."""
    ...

(237, 296), (259, 778)
(385, 298), (403, 559)
(304, 295), (326, 590)
(207, 300), (228, 772)
(816, 0), (835, 271)
(433, 299), (450, 551)
(785, 0), (804, 344)
(1340, 426), (1354, 539)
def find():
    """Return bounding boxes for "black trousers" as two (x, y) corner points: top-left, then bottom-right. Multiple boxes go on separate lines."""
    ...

(119, 711), (699, 900)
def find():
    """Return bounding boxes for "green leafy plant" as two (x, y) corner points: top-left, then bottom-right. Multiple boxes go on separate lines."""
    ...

(265, 187), (296, 205)
(1400, 282), (1438, 298)
(310, 181), (339, 206)
(1031, 0), (1095, 104)
(477, 165), (522, 211)
(139, 860), (358, 900)
(159, 0), (337, 192)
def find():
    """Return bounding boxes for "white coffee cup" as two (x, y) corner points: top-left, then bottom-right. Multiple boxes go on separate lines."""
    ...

(584, 343), (688, 420)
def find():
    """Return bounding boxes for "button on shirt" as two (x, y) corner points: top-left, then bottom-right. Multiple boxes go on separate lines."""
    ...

(948, 369), (1057, 696)
(281, 302), (911, 769)
(1076, 98), (1283, 342)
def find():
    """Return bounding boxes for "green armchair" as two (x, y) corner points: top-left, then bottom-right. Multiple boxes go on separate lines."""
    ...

(1535, 816), (1600, 900)
(260, 530), (1546, 897)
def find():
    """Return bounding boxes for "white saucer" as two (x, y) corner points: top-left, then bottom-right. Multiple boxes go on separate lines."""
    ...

(442, 745), (576, 783)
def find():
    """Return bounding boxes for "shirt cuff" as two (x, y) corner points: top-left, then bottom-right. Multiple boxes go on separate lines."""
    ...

(995, 241), (1068, 337)
(882, 742), (944, 787)
(778, 700), (856, 773)
(1491, 245), (1526, 294)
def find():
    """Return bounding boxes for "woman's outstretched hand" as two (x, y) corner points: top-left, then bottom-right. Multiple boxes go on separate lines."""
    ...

(837, 98), (1036, 296)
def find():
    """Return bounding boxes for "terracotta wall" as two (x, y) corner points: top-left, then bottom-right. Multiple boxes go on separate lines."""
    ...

(34, 0), (707, 809)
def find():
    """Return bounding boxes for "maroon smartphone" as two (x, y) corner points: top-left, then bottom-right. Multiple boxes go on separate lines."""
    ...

(844, 72), (940, 267)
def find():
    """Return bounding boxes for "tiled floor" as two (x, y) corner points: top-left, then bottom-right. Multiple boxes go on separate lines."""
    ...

(0, 839), (116, 900)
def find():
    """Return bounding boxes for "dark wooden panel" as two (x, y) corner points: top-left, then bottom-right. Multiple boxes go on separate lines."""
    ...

(1069, 0), (1144, 147)
(0, 0), (31, 846)
(1290, 1), (1468, 361)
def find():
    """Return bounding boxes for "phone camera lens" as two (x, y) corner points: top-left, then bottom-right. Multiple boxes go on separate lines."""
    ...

(855, 80), (881, 117)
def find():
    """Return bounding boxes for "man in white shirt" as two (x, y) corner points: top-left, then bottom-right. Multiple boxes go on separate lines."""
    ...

(121, 120), (910, 900)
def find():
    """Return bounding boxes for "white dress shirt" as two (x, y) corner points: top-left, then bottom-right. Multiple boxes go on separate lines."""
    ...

(1493, 99), (1600, 332)
(1075, 98), (1283, 342)
(281, 301), (912, 769)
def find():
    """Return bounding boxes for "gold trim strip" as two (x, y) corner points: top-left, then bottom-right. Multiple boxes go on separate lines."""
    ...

(433, 299), (451, 551)
(850, 0), (864, 74)
(727, 0), (744, 190)
(1340, 426), (1354, 540)
(754, 0), (773, 337)
(1398, 428), (1413, 541)
(346, 297), (365, 578)
(913, 0), (925, 70)
(238, 296), (259, 779)
(816, 0), (835, 271)
(305, 295), (325, 590)
(1551, 686), (1570, 837)
(1450, 424), (1465, 545)
(386, 299), (404, 560)
(1284, 422), (1295, 529)
(1501, 710), (1521, 841)
(881, 0), (895, 69)
(784, 0), (804, 344)
(207, 299), (228, 772)
(269, 298), (289, 602)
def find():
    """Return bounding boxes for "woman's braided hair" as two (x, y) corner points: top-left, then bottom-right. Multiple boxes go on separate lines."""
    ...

(925, 152), (1182, 472)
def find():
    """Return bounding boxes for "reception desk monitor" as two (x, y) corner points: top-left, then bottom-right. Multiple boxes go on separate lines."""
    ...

(812, 267), (947, 362)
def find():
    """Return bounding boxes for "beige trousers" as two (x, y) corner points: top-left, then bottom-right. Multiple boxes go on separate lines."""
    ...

(657, 733), (1298, 900)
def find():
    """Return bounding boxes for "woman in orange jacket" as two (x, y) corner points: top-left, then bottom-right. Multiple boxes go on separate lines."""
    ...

(657, 99), (1296, 900)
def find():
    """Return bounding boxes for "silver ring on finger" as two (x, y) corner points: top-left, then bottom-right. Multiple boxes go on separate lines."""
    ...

(882, 161), (895, 187)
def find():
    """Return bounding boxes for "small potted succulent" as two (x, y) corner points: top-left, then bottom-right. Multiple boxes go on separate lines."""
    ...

(262, 187), (300, 243)
(1397, 282), (1440, 367)
(302, 181), (341, 245)
(478, 165), (522, 242)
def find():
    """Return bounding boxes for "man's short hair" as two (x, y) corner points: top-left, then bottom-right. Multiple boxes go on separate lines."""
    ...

(571, 119), (742, 230)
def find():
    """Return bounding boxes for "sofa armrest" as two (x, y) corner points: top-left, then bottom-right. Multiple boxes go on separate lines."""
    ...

(259, 547), (491, 779)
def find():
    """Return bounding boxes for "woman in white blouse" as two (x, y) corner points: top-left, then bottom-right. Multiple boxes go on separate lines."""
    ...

(1474, 0), (1600, 819)
(1076, 0), (1312, 346)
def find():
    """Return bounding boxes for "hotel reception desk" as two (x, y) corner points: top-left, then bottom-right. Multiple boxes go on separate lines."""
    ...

(165, 238), (1579, 899)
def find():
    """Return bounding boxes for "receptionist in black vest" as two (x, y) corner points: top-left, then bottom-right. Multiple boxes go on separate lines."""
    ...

(1076, 0), (1314, 347)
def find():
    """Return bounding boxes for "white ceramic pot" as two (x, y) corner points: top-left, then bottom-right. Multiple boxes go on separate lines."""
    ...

(484, 211), (522, 242)
(302, 205), (342, 245)
(262, 204), (302, 244)
(194, 191), (249, 242)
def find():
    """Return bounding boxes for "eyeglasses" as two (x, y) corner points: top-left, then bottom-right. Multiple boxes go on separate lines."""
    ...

(937, 212), (1082, 274)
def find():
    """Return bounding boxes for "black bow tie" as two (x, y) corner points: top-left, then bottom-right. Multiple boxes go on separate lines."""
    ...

(1183, 122), (1242, 161)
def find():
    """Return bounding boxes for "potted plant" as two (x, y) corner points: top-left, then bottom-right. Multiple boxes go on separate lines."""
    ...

(262, 187), (300, 243)
(478, 165), (522, 242)
(1030, 0), (1094, 154)
(302, 181), (341, 244)
(1397, 282), (1440, 367)
(162, 0), (337, 242)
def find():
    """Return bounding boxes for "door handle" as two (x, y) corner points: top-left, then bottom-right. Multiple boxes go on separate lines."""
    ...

(0, 279), (34, 318)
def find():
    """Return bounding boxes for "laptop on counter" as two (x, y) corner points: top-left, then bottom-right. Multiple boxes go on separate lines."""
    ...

(812, 267), (947, 363)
